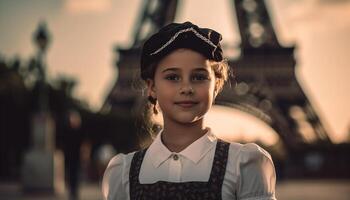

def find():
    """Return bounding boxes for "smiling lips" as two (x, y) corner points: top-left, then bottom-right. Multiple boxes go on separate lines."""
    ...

(174, 101), (199, 108)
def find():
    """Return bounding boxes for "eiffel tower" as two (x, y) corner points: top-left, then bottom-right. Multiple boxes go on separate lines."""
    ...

(102, 0), (331, 155)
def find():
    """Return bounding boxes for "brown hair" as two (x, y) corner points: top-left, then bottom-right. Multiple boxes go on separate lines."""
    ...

(209, 59), (230, 93)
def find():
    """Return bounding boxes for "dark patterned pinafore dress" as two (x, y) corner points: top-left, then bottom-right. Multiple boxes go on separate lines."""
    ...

(129, 139), (230, 200)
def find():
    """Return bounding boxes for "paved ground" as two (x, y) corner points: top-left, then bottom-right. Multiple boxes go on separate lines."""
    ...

(1, 179), (350, 200)
(276, 179), (350, 200)
(0, 182), (102, 200)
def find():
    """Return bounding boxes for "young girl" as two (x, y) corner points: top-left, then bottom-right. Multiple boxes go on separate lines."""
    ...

(102, 21), (277, 200)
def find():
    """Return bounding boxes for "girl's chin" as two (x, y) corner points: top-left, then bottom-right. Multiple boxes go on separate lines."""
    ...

(173, 116), (204, 125)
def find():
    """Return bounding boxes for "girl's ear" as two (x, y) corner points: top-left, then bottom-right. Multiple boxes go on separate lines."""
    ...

(213, 79), (220, 99)
(214, 88), (219, 99)
(146, 79), (156, 97)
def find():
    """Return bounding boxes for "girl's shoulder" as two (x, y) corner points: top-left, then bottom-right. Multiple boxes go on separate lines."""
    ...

(102, 151), (138, 199)
(105, 151), (137, 169)
(226, 141), (273, 164)
(224, 142), (277, 199)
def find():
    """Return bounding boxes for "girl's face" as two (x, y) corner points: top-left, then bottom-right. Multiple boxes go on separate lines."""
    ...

(147, 48), (217, 125)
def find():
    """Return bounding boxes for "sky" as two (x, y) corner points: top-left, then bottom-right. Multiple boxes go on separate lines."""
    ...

(0, 0), (349, 143)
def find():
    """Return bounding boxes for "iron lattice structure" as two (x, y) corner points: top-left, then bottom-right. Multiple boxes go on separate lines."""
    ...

(103, 0), (331, 155)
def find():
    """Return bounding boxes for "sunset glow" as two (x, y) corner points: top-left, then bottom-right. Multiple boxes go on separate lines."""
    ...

(0, 0), (349, 142)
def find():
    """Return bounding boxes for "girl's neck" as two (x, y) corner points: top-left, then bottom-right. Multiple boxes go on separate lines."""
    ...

(161, 119), (208, 153)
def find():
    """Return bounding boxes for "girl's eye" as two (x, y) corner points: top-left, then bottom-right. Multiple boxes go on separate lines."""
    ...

(165, 74), (180, 81)
(192, 74), (209, 81)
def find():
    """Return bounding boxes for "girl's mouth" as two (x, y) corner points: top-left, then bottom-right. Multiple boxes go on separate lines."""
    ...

(174, 101), (198, 108)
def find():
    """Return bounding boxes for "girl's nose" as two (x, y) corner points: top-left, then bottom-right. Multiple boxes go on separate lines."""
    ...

(180, 85), (194, 95)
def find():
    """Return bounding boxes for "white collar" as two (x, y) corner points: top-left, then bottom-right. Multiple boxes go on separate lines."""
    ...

(147, 128), (217, 168)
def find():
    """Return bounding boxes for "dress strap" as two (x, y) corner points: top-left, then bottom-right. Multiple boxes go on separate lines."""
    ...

(208, 139), (230, 189)
(129, 148), (148, 197)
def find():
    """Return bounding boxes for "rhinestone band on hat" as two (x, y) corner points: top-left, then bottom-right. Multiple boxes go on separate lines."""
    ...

(150, 27), (218, 56)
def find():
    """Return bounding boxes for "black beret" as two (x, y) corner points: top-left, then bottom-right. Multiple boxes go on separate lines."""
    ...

(140, 21), (223, 80)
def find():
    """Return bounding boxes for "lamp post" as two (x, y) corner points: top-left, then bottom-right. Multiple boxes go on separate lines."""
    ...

(32, 21), (53, 151)
(21, 21), (64, 195)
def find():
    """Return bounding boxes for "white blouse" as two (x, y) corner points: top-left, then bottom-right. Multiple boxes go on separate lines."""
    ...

(102, 129), (277, 200)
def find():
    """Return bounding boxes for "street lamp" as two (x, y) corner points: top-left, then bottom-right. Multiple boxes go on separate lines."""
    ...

(22, 21), (64, 195)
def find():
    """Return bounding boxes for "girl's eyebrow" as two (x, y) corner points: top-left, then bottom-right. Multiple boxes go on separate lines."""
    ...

(161, 67), (210, 73)
(192, 68), (209, 73)
(162, 67), (179, 73)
